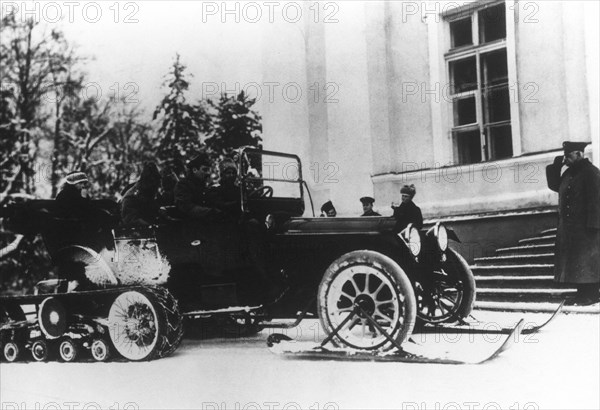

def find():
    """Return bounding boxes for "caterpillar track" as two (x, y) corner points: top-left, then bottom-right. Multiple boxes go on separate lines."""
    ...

(0, 285), (183, 363)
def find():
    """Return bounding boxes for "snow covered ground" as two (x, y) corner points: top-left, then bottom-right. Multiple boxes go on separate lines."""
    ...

(1, 310), (598, 410)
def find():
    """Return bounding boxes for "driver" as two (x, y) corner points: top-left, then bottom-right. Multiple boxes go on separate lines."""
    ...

(174, 153), (222, 220)
(208, 157), (241, 217)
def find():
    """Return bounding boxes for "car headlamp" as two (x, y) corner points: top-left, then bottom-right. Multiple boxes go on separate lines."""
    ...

(400, 223), (421, 257)
(435, 223), (448, 252)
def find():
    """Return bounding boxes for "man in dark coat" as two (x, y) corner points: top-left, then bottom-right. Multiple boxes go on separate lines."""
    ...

(174, 153), (221, 220)
(392, 184), (423, 232)
(121, 162), (161, 226)
(55, 171), (93, 218)
(360, 196), (381, 216)
(546, 141), (600, 305)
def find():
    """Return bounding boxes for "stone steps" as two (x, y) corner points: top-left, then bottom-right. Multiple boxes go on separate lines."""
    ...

(472, 264), (554, 276)
(474, 253), (554, 266)
(474, 275), (559, 288)
(518, 235), (556, 246)
(495, 243), (555, 256)
(470, 225), (594, 313)
(476, 288), (576, 303)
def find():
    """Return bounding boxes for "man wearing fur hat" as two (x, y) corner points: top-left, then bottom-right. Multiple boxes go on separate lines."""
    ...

(55, 171), (92, 218)
(320, 200), (337, 217)
(391, 184), (423, 232)
(546, 141), (600, 305)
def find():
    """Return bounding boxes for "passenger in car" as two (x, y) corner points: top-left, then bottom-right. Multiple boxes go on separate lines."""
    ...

(174, 153), (222, 220)
(157, 170), (178, 207)
(391, 184), (423, 232)
(320, 200), (337, 217)
(360, 196), (381, 216)
(121, 162), (162, 226)
(55, 171), (93, 218)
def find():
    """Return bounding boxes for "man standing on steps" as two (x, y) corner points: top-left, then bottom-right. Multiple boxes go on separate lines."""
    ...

(546, 141), (600, 305)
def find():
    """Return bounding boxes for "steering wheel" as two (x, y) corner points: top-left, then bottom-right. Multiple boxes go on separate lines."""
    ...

(248, 186), (273, 198)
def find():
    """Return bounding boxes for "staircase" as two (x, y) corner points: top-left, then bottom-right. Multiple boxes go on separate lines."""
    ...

(470, 228), (596, 312)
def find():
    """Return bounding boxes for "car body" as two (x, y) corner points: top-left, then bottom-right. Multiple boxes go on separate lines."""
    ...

(1, 147), (475, 351)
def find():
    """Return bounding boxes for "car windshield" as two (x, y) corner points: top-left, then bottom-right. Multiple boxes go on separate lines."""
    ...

(241, 150), (303, 199)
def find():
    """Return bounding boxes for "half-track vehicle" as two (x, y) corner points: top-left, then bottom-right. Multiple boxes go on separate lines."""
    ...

(0, 148), (475, 361)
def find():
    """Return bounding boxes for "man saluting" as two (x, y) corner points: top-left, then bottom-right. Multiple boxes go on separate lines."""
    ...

(546, 141), (600, 305)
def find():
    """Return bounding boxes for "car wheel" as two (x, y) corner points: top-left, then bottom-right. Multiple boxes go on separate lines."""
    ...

(318, 250), (416, 351)
(416, 248), (476, 325)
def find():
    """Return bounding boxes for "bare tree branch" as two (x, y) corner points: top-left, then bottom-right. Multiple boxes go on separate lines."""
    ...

(0, 234), (24, 260)
(0, 164), (22, 205)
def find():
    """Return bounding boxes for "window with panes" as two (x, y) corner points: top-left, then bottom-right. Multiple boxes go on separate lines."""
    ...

(446, 2), (513, 164)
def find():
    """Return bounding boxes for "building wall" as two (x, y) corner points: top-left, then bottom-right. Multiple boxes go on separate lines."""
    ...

(261, 1), (598, 218)
(516, 1), (591, 153)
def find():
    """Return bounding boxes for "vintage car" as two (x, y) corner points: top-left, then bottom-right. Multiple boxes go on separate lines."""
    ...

(0, 147), (475, 361)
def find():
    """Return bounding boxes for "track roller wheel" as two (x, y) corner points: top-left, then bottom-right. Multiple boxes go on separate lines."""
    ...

(59, 339), (78, 362)
(4, 342), (20, 362)
(90, 339), (110, 362)
(31, 340), (49, 362)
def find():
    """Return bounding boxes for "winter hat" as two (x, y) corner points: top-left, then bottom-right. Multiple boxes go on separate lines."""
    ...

(64, 171), (88, 185)
(400, 184), (416, 197)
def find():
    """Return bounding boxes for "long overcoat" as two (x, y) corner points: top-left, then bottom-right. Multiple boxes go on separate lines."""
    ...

(546, 158), (600, 283)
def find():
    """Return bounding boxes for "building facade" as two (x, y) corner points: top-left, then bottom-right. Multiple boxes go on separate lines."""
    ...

(260, 0), (599, 225)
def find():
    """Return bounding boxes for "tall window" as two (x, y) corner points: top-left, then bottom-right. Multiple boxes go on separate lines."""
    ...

(446, 2), (512, 164)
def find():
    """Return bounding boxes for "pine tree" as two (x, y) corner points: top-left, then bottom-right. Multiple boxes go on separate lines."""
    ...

(153, 54), (211, 175)
(205, 91), (262, 157)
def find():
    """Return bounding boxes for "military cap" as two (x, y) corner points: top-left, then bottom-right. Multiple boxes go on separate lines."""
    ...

(360, 196), (375, 205)
(321, 200), (335, 213)
(64, 171), (88, 185)
(563, 141), (589, 155)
